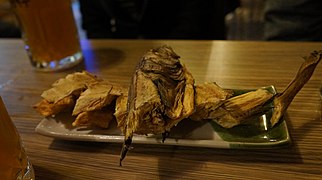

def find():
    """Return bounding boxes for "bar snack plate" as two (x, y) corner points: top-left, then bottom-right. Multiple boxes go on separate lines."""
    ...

(35, 85), (291, 149)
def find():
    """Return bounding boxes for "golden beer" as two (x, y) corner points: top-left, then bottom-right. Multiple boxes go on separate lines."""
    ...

(320, 81), (322, 99)
(0, 97), (34, 180)
(11, 0), (82, 71)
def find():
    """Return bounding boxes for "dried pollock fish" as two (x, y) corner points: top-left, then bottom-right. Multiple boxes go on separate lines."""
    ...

(33, 47), (321, 166)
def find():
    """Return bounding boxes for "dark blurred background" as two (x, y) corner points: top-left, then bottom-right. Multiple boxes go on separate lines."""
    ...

(1, 0), (321, 41)
(0, 0), (262, 40)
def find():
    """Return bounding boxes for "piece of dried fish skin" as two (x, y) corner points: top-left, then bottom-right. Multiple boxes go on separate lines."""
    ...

(33, 95), (75, 117)
(165, 65), (195, 131)
(71, 80), (128, 128)
(41, 71), (101, 103)
(125, 71), (164, 136)
(212, 88), (273, 128)
(72, 81), (114, 116)
(190, 82), (233, 121)
(72, 108), (115, 128)
(114, 95), (128, 132)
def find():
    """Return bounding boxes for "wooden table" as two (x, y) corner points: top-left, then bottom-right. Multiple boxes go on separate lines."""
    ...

(0, 39), (321, 179)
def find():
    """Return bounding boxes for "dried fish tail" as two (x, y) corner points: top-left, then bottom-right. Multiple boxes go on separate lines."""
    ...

(271, 50), (322, 126)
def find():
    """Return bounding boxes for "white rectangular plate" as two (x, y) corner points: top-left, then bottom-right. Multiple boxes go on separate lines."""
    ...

(35, 86), (291, 149)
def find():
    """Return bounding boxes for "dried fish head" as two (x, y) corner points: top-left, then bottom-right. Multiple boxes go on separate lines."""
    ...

(120, 45), (195, 164)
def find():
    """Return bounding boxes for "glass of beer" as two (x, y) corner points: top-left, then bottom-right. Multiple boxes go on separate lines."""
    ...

(10, 0), (82, 72)
(320, 81), (322, 99)
(0, 97), (35, 180)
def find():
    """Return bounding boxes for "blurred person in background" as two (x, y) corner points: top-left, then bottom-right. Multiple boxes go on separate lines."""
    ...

(0, 21), (20, 37)
(79, 0), (240, 40)
(264, 0), (322, 41)
(0, 0), (20, 38)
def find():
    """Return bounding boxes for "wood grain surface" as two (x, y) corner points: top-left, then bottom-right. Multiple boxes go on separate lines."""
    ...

(0, 39), (321, 180)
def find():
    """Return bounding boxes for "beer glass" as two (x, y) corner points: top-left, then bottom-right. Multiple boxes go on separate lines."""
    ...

(0, 97), (35, 180)
(320, 81), (322, 99)
(10, 0), (82, 71)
